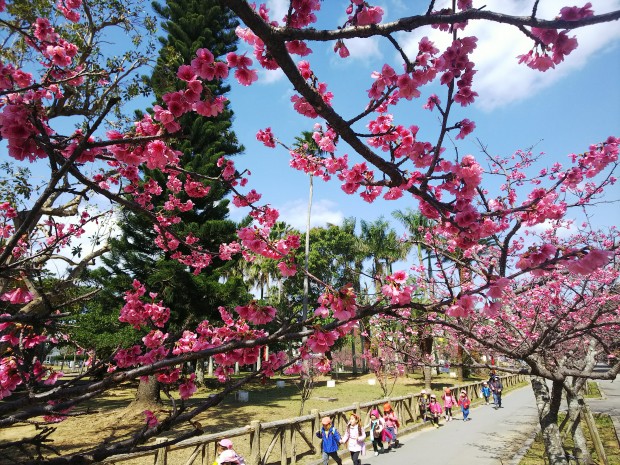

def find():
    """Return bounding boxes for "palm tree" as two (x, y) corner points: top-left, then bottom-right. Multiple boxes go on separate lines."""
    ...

(224, 221), (293, 301)
(335, 217), (368, 373)
(359, 217), (408, 291)
(357, 217), (409, 374)
(292, 131), (323, 323)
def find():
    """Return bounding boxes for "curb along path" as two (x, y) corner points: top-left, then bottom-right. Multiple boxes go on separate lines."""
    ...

(349, 385), (539, 465)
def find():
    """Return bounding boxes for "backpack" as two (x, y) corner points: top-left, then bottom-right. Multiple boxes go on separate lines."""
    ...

(371, 420), (381, 438)
(325, 427), (340, 447)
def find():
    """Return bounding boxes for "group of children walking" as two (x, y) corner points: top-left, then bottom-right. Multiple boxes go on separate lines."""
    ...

(417, 387), (472, 427)
(316, 384), (497, 464)
(315, 402), (400, 465)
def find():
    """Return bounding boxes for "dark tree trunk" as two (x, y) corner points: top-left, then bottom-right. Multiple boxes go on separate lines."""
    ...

(352, 332), (357, 375)
(419, 333), (433, 390)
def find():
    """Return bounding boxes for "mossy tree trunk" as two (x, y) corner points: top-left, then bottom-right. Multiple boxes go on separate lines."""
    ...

(134, 375), (161, 405)
(531, 377), (568, 465)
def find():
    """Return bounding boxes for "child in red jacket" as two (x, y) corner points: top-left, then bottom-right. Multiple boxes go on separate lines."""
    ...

(458, 389), (471, 421)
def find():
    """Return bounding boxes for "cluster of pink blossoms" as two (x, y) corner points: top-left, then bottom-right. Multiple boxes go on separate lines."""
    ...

(436, 37), (479, 106)
(315, 284), (358, 321)
(346, 1), (384, 26)
(0, 316), (65, 399)
(118, 280), (171, 329)
(381, 271), (415, 306)
(290, 62), (334, 119)
(235, 301), (277, 325)
(446, 294), (479, 318)
(1, 287), (33, 304)
(517, 4), (592, 71)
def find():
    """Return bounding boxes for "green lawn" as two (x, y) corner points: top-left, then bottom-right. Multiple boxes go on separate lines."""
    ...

(584, 381), (602, 399)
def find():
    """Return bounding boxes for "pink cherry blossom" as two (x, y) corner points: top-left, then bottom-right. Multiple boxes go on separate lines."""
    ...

(179, 374), (197, 399)
(257, 127), (277, 148)
(559, 3), (594, 21)
(277, 261), (297, 277)
(144, 410), (159, 428)
(306, 330), (338, 353)
(455, 118), (475, 139)
(235, 302), (277, 325)
(565, 249), (611, 275)
(0, 288), (33, 304)
(355, 5), (384, 25)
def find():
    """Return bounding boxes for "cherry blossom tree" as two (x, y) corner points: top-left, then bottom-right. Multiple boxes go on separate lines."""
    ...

(362, 326), (406, 398)
(1, 1), (619, 464)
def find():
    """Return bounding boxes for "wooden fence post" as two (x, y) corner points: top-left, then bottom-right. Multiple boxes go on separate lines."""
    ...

(582, 404), (608, 465)
(311, 409), (321, 459)
(154, 438), (168, 465)
(290, 424), (297, 465)
(353, 402), (360, 418)
(280, 427), (288, 465)
(249, 420), (261, 465)
(408, 393), (417, 422)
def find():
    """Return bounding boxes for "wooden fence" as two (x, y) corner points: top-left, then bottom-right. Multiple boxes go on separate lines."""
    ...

(103, 374), (527, 465)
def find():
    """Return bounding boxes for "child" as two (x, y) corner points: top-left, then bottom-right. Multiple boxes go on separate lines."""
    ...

(458, 389), (471, 421)
(441, 387), (457, 422)
(428, 394), (443, 428)
(418, 390), (430, 422)
(316, 416), (342, 465)
(364, 409), (385, 456)
(382, 402), (399, 449)
(481, 381), (491, 405)
(218, 450), (240, 465)
(213, 440), (245, 465)
(340, 413), (365, 465)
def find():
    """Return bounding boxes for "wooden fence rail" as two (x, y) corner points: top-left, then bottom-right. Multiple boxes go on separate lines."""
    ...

(103, 374), (527, 465)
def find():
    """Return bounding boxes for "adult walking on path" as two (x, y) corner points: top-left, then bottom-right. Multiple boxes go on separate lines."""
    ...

(358, 384), (539, 465)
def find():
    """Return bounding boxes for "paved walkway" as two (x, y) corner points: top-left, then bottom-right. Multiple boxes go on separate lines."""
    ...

(351, 385), (540, 465)
(590, 364), (620, 438)
(339, 367), (619, 465)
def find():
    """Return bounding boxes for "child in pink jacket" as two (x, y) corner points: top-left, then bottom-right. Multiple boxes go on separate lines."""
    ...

(340, 413), (366, 465)
(441, 387), (457, 422)
(428, 394), (443, 428)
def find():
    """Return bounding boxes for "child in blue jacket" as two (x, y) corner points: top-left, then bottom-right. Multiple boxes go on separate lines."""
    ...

(316, 416), (342, 465)
(481, 381), (491, 405)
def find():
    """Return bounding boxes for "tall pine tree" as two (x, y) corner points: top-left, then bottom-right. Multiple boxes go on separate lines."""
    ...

(76, 0), (250, 382)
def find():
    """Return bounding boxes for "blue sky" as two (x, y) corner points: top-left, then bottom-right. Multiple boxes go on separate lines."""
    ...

(2, 0), (618, 279)
(224, 0), (620, 234)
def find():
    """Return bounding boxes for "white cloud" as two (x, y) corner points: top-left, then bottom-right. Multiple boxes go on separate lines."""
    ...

(341, 37), (383, 63)
(266, 0), (288, 24)
(278, 198), (345, 230)
(259, 67), (286, 84)
(228, 197), (345, 231)
(399, 0), (620, 110)
(44, 209), (119, 278)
